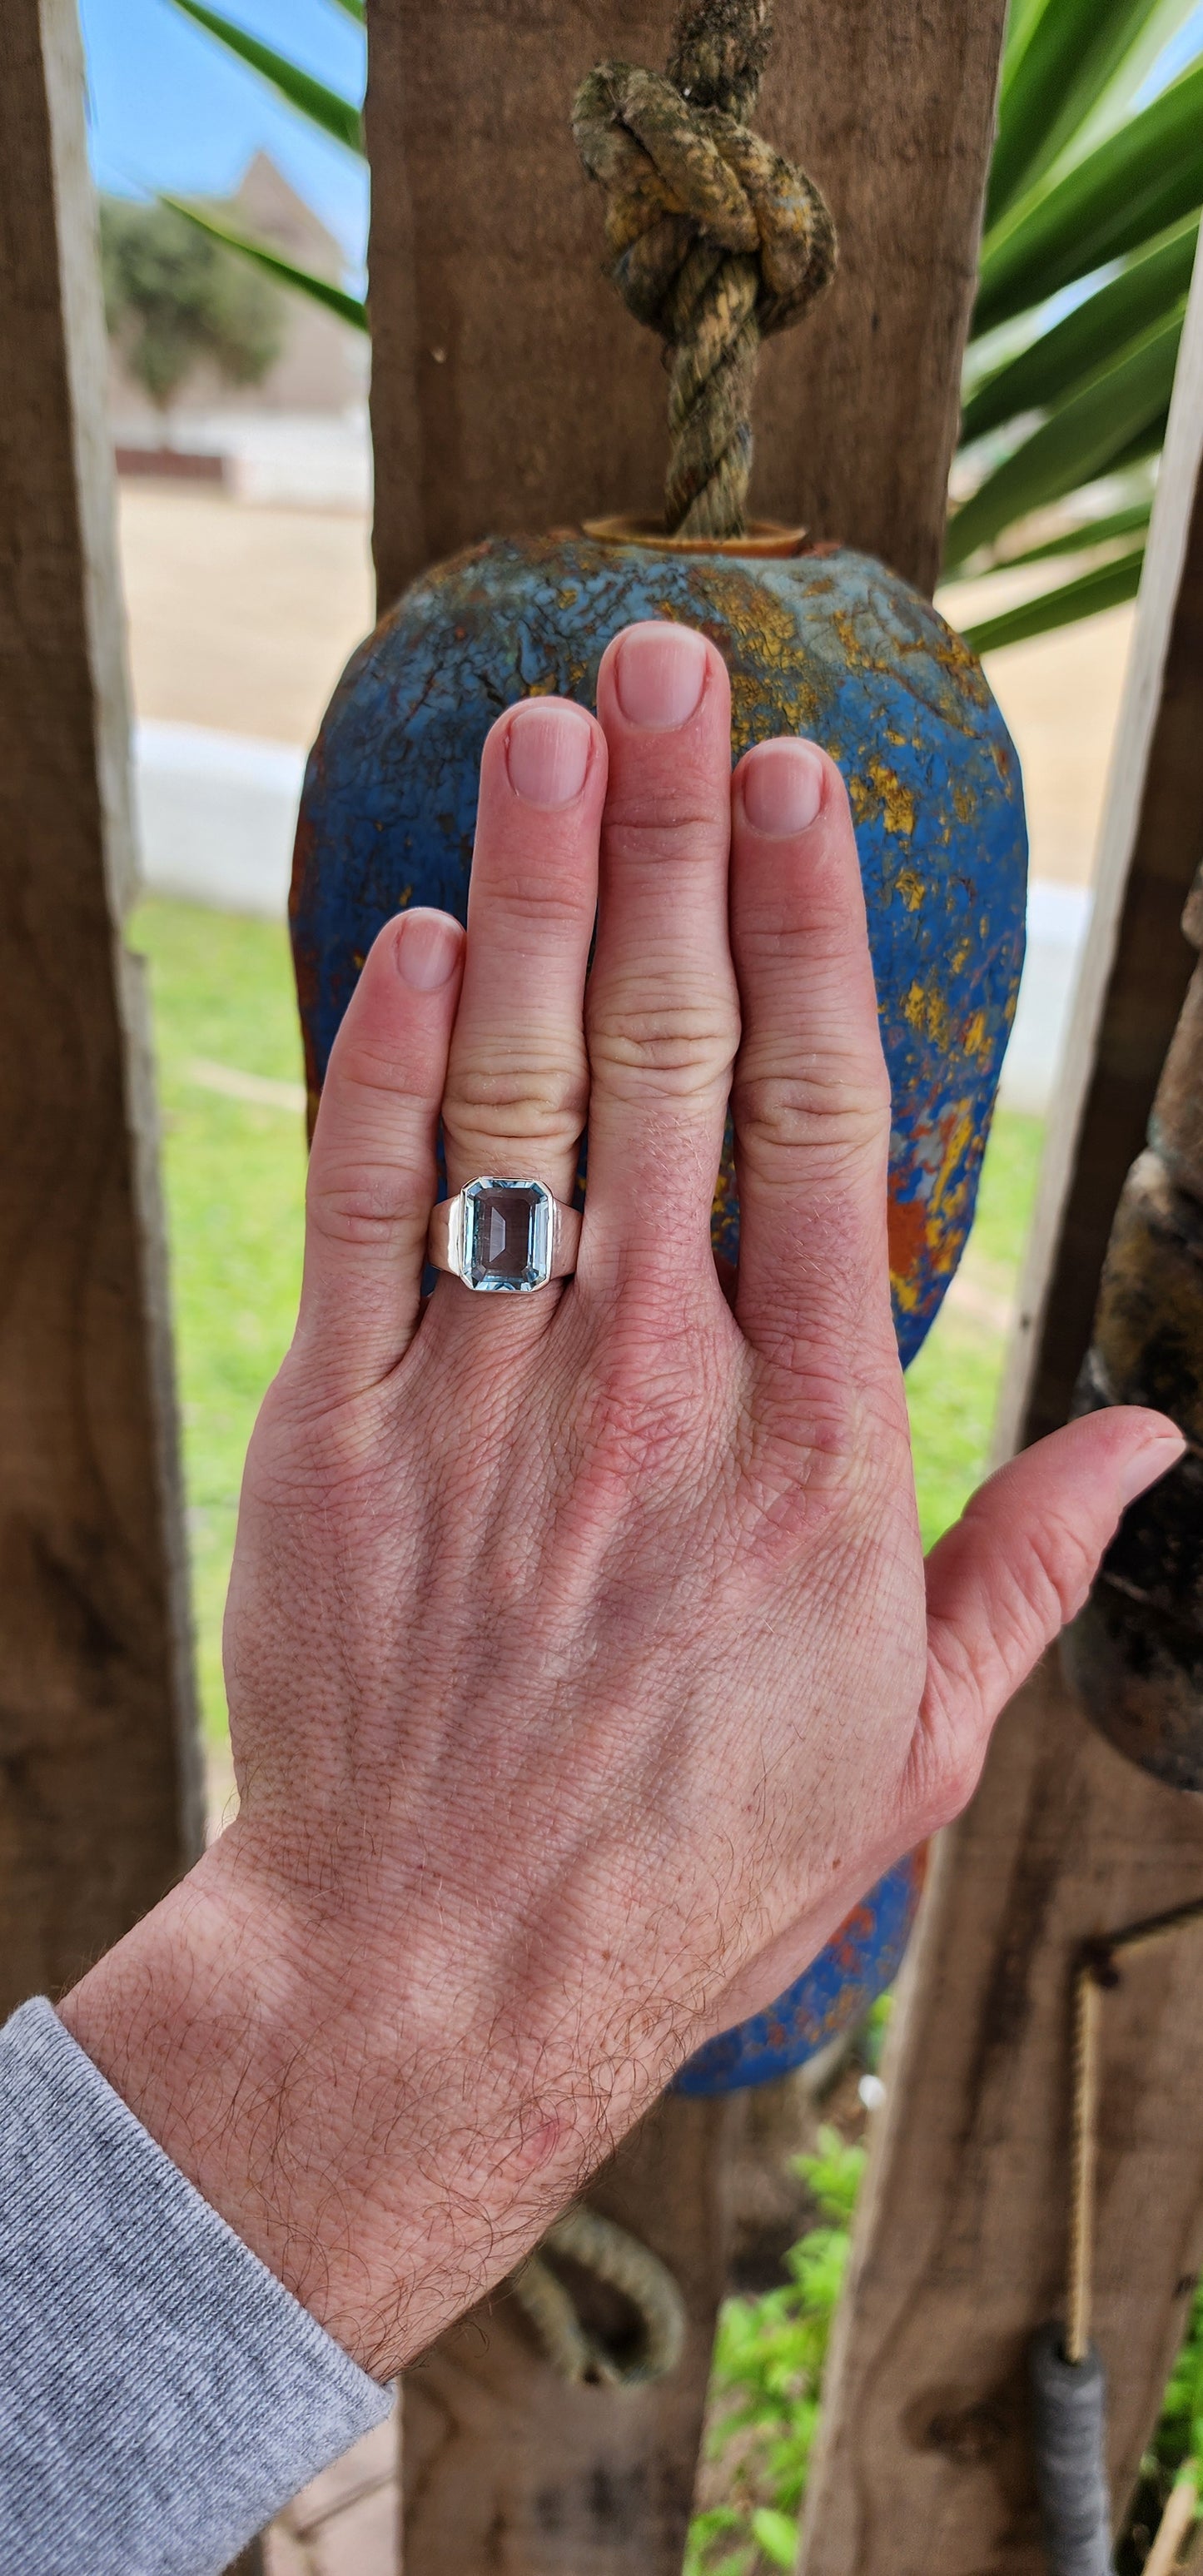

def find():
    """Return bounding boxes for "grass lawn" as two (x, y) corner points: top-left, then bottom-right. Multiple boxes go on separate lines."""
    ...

(132, 897), (1045, 1753)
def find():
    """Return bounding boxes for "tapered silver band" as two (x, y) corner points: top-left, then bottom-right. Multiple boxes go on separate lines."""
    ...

(428, 1176), (581, 1293)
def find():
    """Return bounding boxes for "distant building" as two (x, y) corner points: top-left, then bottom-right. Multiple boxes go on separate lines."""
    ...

(108, 152), (367, 433)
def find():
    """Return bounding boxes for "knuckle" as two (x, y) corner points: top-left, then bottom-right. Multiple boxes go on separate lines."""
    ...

(331, 1040), (425, 1109)
(445, 1047), (589, 1152)
(252, 1360), (380, 1490)
(733, 1061), (889, 1181)
(604, 796), (724, 853)
(928, 1737), (985, 1832)
(1017, 1505), (1100, 1632)
(482, 866), (592, 935)
(911, 1664), (990, 1832)
(307, 1156), (424, 1247)
(589, 984), (738, 1097)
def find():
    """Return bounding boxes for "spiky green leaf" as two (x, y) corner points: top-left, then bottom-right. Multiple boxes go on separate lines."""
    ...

(962, 216), (1196, 445)
(162, 195), (367, 329)
(1074, 0), (1203, 152)
(164, 0), (363, 152)
(957, 546), (1145, 654)
(947, 306), (1181, 566)
(975, 59), (1203, 336)
(989, 0), (1165, 228)
(997, 497), (1152, 567)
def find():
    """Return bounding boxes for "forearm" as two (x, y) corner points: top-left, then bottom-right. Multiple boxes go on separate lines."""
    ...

(57, 1823), (616, 2380)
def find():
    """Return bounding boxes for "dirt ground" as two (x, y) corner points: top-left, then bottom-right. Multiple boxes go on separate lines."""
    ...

(117, 485), (1132, 890)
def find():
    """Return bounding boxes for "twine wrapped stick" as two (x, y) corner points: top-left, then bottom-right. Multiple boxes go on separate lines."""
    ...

(572, 0), (837, 540)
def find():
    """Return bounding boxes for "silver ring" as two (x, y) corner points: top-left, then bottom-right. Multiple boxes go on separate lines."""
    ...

(428, 1176), (581, 1293)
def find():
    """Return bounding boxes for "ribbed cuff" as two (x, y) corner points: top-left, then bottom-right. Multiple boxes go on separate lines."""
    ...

(0, 1996), (392, 2576)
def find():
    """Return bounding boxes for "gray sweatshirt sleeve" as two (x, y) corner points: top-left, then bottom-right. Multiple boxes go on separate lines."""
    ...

(0, 1997), (393, 2576)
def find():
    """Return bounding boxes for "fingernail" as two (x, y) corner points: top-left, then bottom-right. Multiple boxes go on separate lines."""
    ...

(1116, 1427), (1186, 1508)
(614, 623), (708, 729)
(505, 700), (592, 807)
(741, 738), (825, 836)
(395, 908), (461, 991)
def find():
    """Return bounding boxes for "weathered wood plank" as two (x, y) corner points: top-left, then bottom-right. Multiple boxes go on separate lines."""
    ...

(364, 0), (1007, 609)
(798, 1661), (1203, 2576)
(996, 230), (1203, 1460)
(798, 236), (1203, 2576)
(402, 2094), (731, 2574)
(0, 0), (201, 2016)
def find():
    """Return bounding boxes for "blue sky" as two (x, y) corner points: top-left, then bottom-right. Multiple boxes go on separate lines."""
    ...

(79, 0), (1203, 296)
(79, 0), (368, 279)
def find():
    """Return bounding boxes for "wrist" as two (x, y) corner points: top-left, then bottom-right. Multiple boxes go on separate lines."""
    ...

(57, 1824), (609, 2377)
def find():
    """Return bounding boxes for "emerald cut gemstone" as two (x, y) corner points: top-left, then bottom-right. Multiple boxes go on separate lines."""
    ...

(461, 1178), (552, 1290)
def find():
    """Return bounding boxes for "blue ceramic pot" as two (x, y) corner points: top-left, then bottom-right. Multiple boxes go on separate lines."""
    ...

(291, 527), (1027, 2089)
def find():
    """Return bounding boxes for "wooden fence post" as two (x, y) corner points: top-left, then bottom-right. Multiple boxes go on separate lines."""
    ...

(797, 234), (1203, 2576)
(0, 0), (201, 2015)
(361, 3), (1008, 2566)
(365, 0), (1007, 609)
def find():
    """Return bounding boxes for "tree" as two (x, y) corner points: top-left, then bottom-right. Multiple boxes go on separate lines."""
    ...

(99, 196), (285, 418)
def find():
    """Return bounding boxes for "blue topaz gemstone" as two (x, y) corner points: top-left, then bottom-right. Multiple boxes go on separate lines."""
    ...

(462, 1177), (552, 1290)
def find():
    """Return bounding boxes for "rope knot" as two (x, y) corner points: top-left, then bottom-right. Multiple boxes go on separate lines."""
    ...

(572, 2), (835, 538)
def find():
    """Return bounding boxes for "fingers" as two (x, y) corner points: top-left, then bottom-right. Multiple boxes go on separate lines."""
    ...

(911, 1409), (1186, 1830)
(583, 624), (741, 1293)
(728, 737), (894, 1384)
(296, 908), (465, 1391)
(440, 698), (605, 1213)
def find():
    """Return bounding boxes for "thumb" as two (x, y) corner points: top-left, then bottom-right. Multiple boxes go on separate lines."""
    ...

(909, 1409), (1186, 1831)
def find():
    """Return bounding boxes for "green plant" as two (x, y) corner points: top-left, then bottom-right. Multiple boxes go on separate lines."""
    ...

(686, 2096), (1203, 2576)
(157, 0), (1201, 648)
(1117, 2282), (1203, 2570)
(100, 193), (285, 413)
(685, 2130), (865, 2576)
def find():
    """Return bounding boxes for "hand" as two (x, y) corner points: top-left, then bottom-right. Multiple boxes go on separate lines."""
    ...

(62, 621), (1181, 2380)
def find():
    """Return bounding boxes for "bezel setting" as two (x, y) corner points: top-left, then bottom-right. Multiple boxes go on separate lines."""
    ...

(454, 1176), (554, 1292)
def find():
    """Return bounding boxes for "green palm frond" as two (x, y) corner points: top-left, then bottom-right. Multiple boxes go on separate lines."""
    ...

(975, 58), (1203, 338)
(165, 0), (362, 152)
(944, 0), (1201, 644)
(956, 546), (1146, 655)
(946, 304), (1182, 568)
(162, 194), (367, 329)
(998, 497), (1152, 569)
(988, 0), (1170, 229)
(960, 216), (1196, 446)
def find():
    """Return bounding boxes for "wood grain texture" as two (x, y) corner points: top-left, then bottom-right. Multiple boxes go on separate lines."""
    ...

(996, 228), (1203, 1461)
(364, 0), (1007, 607)
(798, 1659), (1203, 2576)
(0, 0), (201, 2017)
(402, 2093), (731, 2574)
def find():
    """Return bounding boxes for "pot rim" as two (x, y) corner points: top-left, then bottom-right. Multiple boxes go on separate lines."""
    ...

(581, 514), (810, 559)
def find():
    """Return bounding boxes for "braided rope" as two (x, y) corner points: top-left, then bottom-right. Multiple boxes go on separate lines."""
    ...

(510, 2205), (688, 2386)
(572, 0), (836, 540)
